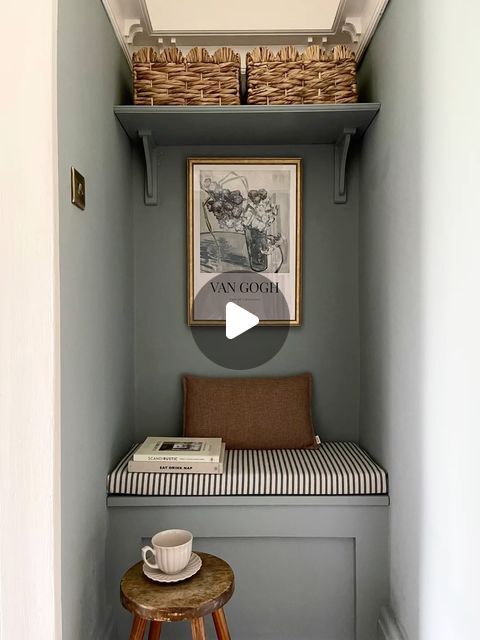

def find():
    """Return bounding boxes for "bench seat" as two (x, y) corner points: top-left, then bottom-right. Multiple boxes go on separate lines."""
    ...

(107, 442), (387, 497)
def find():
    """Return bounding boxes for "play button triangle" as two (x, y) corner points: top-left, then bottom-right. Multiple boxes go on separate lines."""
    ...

(225, 302), (259, 340)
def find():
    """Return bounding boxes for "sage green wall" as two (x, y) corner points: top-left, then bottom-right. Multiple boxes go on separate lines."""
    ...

(57, 0), (133, 637)
(133, 145), (361, 442)
(358, 1), (423, 636)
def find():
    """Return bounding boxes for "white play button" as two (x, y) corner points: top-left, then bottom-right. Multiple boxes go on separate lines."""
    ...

(225, 302), (259, 340)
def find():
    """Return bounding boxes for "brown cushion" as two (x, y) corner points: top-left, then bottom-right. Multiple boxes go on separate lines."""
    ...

(182, 373), (317, 449)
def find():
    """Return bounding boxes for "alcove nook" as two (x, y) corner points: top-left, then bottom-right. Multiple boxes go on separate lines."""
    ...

(57, 1), (397, 639)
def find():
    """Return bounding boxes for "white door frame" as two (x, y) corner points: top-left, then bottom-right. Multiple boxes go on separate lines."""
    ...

(0, 1), (61, 638)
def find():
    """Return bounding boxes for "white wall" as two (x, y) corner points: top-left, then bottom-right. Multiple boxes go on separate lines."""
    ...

(359, 1), (480, 638)
(0, 1), (61, 639)
(418, 2), (480, 637)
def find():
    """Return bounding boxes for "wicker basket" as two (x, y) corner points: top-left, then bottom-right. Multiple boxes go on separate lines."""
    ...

(246, 45), (357, 105)
(132, 47), (240, 106)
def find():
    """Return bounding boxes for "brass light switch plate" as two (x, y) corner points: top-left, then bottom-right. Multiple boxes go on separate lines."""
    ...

(71, 167), (85, 210)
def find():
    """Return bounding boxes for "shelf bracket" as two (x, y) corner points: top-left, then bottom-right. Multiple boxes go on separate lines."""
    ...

(334, 127), (356, 204)
(138, 129), (158, 206)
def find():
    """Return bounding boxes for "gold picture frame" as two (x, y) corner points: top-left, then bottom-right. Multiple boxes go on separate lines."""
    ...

(188, 158), (302, 326)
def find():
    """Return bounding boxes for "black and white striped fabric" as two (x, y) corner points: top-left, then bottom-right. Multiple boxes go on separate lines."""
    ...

(107, 442), (388, 496)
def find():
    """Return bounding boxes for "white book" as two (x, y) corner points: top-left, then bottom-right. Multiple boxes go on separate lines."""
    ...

(128, 443), (226, 474)
(133, 436), (223, 462)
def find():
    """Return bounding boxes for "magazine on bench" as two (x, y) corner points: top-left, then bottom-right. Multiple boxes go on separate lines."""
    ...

(133, 436), (223, 462)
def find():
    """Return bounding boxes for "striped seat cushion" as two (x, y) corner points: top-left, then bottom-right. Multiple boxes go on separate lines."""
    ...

(107, 442), (388, 496)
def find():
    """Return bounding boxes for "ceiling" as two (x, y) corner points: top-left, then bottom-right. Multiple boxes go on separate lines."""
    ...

(102, 0), (390, 66)
(145, 0), (339, 32)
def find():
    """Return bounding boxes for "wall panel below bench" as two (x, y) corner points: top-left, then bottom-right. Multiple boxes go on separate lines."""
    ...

(107, 500), (388, 639)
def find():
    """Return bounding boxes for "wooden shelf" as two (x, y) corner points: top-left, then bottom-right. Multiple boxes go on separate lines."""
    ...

(114, 103), (380, 204)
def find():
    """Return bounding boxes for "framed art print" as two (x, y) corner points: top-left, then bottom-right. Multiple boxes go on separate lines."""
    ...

(188, 158), (302, 325)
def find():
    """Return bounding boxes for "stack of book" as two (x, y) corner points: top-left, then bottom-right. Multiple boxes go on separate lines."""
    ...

(128, 437), (225, 474)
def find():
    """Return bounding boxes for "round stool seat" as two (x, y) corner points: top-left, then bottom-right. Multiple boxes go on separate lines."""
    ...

(121, 552), (235, 623)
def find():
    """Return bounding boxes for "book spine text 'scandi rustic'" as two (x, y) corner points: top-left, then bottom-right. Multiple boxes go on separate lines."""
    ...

(133, 454), (219, 462)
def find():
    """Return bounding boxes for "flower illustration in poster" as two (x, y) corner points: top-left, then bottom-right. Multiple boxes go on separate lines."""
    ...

(188, 159), (301, 325)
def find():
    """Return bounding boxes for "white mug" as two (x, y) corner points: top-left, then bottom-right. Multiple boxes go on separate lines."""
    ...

(142, 529), (193, 574)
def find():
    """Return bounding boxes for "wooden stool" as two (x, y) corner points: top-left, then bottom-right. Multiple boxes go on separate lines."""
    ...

(120, 552), (234, 639)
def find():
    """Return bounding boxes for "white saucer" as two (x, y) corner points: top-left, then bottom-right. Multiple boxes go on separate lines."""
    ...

(143, 552), (202, 583)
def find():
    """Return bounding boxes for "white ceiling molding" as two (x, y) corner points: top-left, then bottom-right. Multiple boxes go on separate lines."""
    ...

(124, 19), (143, 45)
(342, 17), (363, 43)
(102, 0), (389, 67)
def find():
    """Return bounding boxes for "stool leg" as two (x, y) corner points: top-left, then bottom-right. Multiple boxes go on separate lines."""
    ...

(148, 620), (162, 640)
(129, 615), (147, 640)
(190, 617), (206, 640)
(212, 608), (231, 640)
